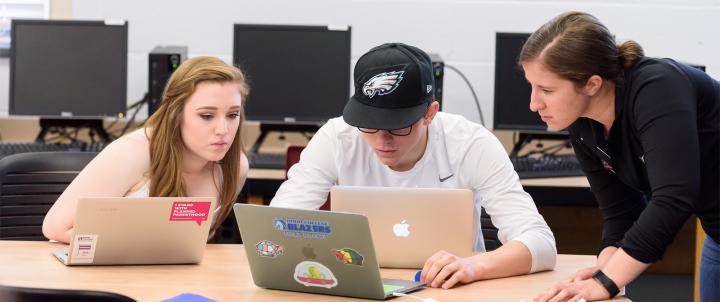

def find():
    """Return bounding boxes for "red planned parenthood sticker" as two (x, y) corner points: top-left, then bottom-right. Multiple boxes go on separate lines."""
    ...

(169, 201), (211, 226)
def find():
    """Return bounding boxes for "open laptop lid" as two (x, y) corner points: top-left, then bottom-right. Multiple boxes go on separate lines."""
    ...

(234, 203), (424, 300)
(330, 186), (475, 268)
(59, 197), (216, 265)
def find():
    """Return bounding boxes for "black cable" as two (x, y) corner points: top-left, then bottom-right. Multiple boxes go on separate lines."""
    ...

(105, 96), (148, 137)
(444, 64), (485, 126)
(509, 133), (533, 158)
(301, 132), (314, 141)
(45, 127), (66, 144)
(89, 128), (97, 145)
(117, 93), (149, 138)
(546, 139), (572, 155)
(522, 139), (570, 157)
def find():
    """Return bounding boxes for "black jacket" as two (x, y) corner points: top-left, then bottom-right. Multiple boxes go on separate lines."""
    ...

(568, 57), (719, 263)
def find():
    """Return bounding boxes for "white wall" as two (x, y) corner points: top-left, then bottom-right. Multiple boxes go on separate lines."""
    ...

(2, 0), (719, 127)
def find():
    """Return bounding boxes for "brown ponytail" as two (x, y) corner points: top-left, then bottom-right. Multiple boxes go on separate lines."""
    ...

(519, 11), (644, 86)
(617, 40), (644, 70)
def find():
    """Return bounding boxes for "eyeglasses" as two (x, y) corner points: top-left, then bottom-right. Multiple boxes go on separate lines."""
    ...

(358, 124), (413, 136)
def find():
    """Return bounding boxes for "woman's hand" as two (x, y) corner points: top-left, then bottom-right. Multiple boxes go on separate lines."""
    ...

(533, 278), (610, 302)
(565, 265), (602, 282)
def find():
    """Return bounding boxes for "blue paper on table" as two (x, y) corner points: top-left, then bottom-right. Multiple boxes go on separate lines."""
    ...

(161, 293), (217, 302)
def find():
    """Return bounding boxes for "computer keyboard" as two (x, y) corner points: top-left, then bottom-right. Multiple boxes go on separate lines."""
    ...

(510, 154), (585, 179)
(0, 142), (108, 160)
(247, 152), (286, 169)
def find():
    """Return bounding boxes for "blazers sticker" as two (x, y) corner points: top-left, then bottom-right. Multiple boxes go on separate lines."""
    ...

(256, 240), (284, 258)
(71, 234), (98, 264)
(331, 248), (364, 266)
(272, 217), (331, 239)
(169, 201), (211, 226)
(294, 261), (337, 288)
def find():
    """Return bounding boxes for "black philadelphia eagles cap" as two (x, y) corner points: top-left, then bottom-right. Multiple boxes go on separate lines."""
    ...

(343, 43), (435, 130)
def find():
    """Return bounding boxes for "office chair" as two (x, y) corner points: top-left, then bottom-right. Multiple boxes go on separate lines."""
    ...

(285, 145), (330, 210)
(0, 285), (136, 302)
(0, 152), (97, 241)
(480, 207), (502, 251)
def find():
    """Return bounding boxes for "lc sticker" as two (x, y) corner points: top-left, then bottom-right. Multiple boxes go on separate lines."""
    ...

(331, 247), (364, 266)
(294, 261), (337, 289)
(256, 240), (284, 258)
(72, 234), (98, 264)
(169, 201), (211, 226)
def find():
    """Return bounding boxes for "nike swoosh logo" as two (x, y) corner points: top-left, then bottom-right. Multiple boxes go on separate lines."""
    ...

(439, 174), (454, 182)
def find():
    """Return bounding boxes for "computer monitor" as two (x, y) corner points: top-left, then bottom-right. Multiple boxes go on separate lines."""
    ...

(10, 20), (127, 118)
(493, 32), (550, 133)
(233, 24), (351, 126)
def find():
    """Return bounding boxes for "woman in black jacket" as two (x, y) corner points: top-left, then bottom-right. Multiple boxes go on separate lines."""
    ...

(519, 11), (719, 302)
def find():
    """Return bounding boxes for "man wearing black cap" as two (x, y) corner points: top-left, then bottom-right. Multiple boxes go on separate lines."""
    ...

(271, 43), (556, 288)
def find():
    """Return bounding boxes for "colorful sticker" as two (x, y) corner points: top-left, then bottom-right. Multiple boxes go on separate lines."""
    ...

(331, 247), (364, 266)
(71, 234), (98, 264)
(256, 240), (284, 258)
(294, 261), (337, 289)
(272, 217), (331, 239)
(169, 201), (211, 226)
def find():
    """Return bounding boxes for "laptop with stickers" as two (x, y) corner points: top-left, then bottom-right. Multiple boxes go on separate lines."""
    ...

(51, 197), (217, 265)
(234, 203), (425, 300)
(331, 186), (475, 268)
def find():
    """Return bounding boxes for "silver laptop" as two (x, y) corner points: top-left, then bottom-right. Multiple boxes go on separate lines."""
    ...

(331, 186), (475, 268)
(234, 203), (425, 300)
(51, 197), (217, 265)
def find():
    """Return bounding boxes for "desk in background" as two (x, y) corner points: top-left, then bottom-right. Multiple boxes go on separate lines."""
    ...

(0, 241), (629, 301)
(246, 169), (593, 206)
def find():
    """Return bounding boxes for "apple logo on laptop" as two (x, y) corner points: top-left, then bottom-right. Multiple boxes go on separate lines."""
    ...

(302, 244), (316, 259)
(393, 220), (410, 237)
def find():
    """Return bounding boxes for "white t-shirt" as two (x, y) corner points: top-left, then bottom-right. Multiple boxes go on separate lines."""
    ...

(270, 112), (556, 272)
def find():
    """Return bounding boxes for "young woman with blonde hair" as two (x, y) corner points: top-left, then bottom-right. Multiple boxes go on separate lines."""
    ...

(43, 56), (250, 243)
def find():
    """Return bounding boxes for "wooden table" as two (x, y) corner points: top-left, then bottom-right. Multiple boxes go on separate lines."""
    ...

(0, 241), (629, 301)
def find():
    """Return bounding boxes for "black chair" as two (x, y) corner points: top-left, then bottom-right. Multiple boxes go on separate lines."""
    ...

(0, 285), (135, 302)
(480, 207), (502, 251)
(0, 152), (97, 241)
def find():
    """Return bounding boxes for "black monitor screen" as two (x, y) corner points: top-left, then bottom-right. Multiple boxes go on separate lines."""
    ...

(10, 20), (127, 118)
(493, 32), (548, 132)
(233, 24), (351, 125)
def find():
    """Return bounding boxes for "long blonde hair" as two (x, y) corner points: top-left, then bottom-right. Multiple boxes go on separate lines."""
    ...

(145, 56), (249, 232)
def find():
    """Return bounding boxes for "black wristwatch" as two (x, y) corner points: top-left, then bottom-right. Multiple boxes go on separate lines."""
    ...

(592, 270), (620, 298)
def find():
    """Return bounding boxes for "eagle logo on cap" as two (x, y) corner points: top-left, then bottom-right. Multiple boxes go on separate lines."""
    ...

(362, 71), (405, 99)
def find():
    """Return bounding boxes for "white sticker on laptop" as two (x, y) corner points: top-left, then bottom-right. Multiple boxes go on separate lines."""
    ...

(72, 234), (98, 264)
(294, 261), (337, 289)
